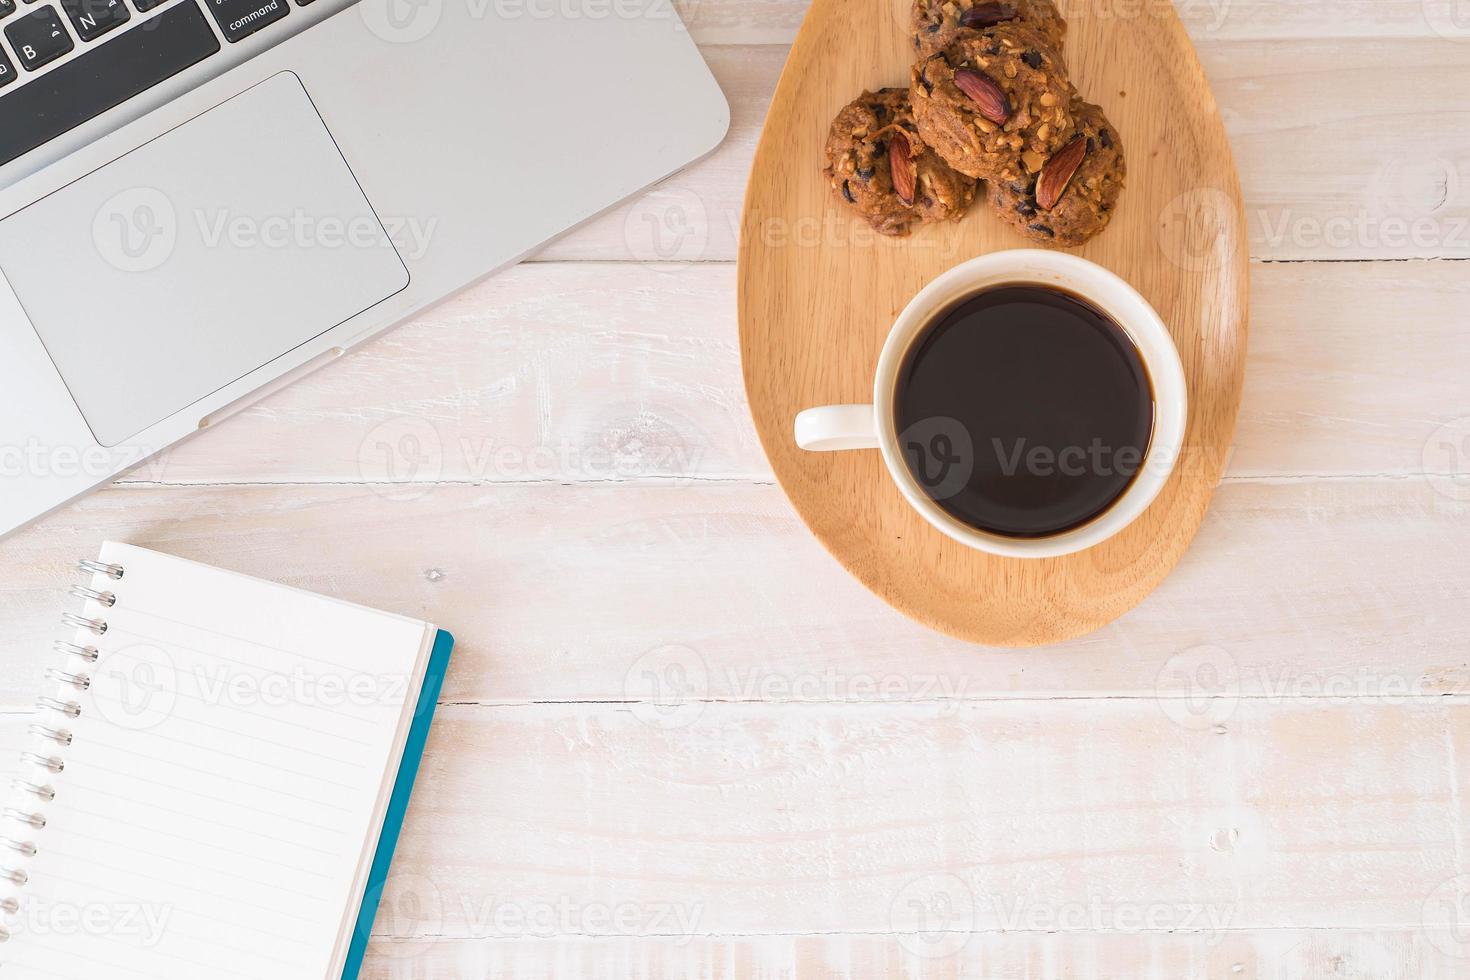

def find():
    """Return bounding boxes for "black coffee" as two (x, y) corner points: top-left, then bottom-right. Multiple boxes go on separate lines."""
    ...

(894, 285), (1154, 538)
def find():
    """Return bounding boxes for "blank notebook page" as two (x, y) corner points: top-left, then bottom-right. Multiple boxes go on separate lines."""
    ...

(4, 543), (434, 980)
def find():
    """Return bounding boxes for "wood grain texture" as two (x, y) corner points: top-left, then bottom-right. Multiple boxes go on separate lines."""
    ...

(671, 0), (1470, 44)
(0, 478), (1464, 708)
(540, 40), (1470, 263)
(355, 931), (1461, 979)
(738, 0), (1249, 644)
(10, 701), (1455, 934)
(2, 696), (1468, 975)
(101, 261), (1469, 486)
(13, 698), (1461, 951)
(0, 0), (1466, 974)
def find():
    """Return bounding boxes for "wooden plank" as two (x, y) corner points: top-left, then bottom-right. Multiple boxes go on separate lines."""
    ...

(1207, 39), (1470, 262)
(29, 699), (1468, 934)
(535, 41), (1470, 262)
(101, 261), (1469, 486)
(676, 0), (1470, 45)
(321, 701), (1470, 938)
(0, 478), (1464, 706)
(5, 702), (1464, 975)
(357, 931), (1460, 979)
(2, 701), (1464, 945)
(130, 263), (766, 486)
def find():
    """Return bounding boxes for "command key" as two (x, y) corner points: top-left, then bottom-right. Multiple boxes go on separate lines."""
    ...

(205, 0), (288, 42)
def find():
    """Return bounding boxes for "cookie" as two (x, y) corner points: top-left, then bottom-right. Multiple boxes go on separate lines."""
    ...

(987, 97), (1125, 246)
(910, 0), (1066, 62)
(911, 24), (1075, 183)
(822, 88), (978, 237)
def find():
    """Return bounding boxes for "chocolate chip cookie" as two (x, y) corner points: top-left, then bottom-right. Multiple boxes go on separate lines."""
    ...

(822, 88), (978, 237)
(910, 0), (1066, 62)
(911, 24), (1074, 184)
(987, 97), (1125, 246)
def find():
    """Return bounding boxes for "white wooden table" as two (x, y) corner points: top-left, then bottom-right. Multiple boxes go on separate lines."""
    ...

(4, 1), (1470, 976)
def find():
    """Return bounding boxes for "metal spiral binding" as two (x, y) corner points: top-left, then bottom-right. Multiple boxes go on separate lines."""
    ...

(43, 669), (91, 692)
(78, 560), (124, 580)
(18, 755), (62, 775)
(29, 726), (73, 748)
(0, 556), (125, 949)
(0, 811), (43, 831)
(67, 586), (116, 608)
(34, 698), (79, 720)
(53, 642), (99, 664)
(60, 612), (107, 636)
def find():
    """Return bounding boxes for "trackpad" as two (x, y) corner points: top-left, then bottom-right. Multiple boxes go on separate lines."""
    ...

(0, 72), (408, 447)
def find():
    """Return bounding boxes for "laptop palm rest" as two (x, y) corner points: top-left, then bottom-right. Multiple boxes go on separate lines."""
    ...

(0, 72), (408, 448)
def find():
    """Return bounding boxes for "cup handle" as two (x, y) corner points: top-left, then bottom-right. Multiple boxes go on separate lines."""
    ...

(795, 405), (880, 452)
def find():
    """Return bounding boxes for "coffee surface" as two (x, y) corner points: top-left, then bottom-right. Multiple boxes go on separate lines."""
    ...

(894, 285), (1154, 538)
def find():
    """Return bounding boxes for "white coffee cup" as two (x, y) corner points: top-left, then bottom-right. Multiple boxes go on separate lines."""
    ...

(794, 250), (1188, 559)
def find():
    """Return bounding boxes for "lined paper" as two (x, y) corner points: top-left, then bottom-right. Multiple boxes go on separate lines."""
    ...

(3, 543), (433, 980)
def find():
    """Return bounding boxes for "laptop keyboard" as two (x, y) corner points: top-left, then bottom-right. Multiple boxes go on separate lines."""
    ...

(0, 0), (310, 167)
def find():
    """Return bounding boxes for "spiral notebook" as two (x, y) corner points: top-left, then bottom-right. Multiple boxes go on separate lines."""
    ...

(0, 543), (455, 980)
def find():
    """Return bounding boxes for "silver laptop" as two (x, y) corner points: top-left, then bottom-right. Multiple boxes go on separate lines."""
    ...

(0, 0), (728, 535)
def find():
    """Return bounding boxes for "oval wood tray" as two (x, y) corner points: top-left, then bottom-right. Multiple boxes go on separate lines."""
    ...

(737, 0), (1249, 646)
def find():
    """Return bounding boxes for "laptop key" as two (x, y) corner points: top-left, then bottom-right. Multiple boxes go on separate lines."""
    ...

(0, 0), (14, 18)
(5, 6), (73, 70)
(58, 0), (126, 39)
(132, 0), (166, 9)
(0, 46), (14, 87)
(203, 0), (286, 42)
(0, 1), (219, 166)
(60, 0), (127, 40)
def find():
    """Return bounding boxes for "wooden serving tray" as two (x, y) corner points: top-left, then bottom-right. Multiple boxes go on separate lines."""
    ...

(737, 0), (1249, 645)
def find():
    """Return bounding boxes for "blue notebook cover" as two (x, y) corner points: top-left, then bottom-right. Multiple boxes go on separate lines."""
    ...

(341, 628), (455, 980)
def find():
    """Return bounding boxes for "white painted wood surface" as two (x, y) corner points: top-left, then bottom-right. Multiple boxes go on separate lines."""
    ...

(2, 1), (1468, 977)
